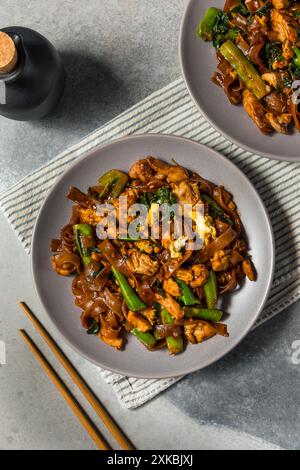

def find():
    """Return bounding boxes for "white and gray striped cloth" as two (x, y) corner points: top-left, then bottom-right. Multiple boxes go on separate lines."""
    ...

(1, 78), (300, 409)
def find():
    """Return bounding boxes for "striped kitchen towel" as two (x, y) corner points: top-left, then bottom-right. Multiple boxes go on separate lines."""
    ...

(1, 78), (299, 409)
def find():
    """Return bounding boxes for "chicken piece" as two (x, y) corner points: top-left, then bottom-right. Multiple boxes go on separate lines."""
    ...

(243, 90), (272, 135)
(79, 208), (102, 226)
(98, 332), (123, 350)
(193, 322), (217, 343)
(167, 166), (189, 183)
(171, 180), (200, 205)
(127, 311), (152, 332)
(147, 157), (189, 183)
(282, 40), (294, 61)
(112, 188), (138, 215)
(242, 258), (256, 281)
(135, 240), (154, 254)
(140, 306), (157, 326)
(190, 264), (209, 288)
(272, 58), (288, 70)
(272, 0), (291, 9)
(122, 188), (139, 207)
(184, 322), (198, 344)
(161, 238), (172, 250)
(176, 268), (194, 284)
(271, 10), (297, 44)
(128, 250), (159, 276)
(129, 159), (153, 182)
(211, 250), (230, 272)
(184, 321), (216, 344)
(265, 112), (292, 134)
(262, 72), (278, 89)
(163, 278), (182, 297)
(155, 293), (184, 320)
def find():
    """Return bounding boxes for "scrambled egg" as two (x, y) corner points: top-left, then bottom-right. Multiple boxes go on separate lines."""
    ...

(195, 215), (217, 246)
(170, 236), (188, 259)
(79, 208), (102, 226)
(168, 214), (216, 259)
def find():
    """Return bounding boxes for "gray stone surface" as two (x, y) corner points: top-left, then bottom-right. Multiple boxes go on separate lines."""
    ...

(0, 0), (299, 450)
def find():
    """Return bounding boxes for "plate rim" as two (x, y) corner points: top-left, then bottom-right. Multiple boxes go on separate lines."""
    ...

(179, 0), (300, 163)
(31, 133), (275, 378)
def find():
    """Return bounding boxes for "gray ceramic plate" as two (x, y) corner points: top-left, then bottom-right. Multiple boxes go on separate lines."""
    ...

(180, 0), (300, 162)
(32, 134), (274, 378)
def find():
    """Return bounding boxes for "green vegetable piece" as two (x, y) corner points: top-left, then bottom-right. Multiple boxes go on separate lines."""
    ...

(231, 3), (250, 17)
(161, 309), (183, 355)
(131, 329), (157, 349)
(197, 7), (220, 41)
(87, 319), (100, 335)
(176, 278), (199, 306)
(73, 224), (95, 266)
(111, 266), (146, 312)
(256, 4), (271, 18)
(293, 46), (300, 68)
(212, 11), (229, 48)
(98, 169), (128, 199)
(228, 28), (239, 40)
(118, 236), (140, 241)
(184, 307), (223, 322)
(202, 194), (233, 225)
(204, 270), (218, 310)
(140, 187), (175, 207)
(161, 308), (174, 324)
(165, 336), (184, 356)
(219, 40), (269, 100)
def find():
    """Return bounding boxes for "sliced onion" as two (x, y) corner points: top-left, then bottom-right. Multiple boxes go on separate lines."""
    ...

(155, 324), (182, 339)
(61, 224), (76, 252)
(51, 253), (81, 276)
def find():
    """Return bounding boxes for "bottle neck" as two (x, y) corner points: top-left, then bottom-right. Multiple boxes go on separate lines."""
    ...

(0, 32), (25, 83)
(0, 31), (18, 75)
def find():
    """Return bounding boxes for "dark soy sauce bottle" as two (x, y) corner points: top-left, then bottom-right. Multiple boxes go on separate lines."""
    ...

(0, 27), (65, 121)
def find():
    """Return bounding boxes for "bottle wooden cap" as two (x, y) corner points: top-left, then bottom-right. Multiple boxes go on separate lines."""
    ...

(0, 32), (18, 74)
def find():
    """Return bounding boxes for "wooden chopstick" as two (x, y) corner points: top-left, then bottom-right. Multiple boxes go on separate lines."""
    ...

(19, 301), (134, 451)
(19, 329), (111, 450)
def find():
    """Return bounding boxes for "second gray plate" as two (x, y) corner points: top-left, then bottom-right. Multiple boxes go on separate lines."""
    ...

(32, 134), (274, 378)
(180, 0), (300, 162)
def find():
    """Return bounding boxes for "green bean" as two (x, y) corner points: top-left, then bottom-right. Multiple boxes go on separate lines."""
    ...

(204, 270), (218, 309)
(197, 7), (220, 41)
(176, 278), (199, 306)
(131, 329), (157, 349)
(111, 266), (146, 312)
(73, 224), (95, 266)
(219, 40), (269, 100)
(184, 307), (223, 322)
(161, 309), (183, 355)
(98, 169), (128, 199)
(293, 46), (300, 68)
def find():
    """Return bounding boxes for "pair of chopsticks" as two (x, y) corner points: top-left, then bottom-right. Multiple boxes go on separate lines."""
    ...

(18, 301), (134, 451)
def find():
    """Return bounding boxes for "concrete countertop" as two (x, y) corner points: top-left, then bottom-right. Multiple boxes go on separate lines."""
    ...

(0, 0), (299, 450)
